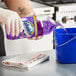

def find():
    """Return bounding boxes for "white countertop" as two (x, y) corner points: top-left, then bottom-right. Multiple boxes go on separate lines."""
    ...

(0, 50), (76, 76)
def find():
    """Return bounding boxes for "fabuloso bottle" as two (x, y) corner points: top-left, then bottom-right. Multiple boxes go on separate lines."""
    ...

(6, 16), (60, 40)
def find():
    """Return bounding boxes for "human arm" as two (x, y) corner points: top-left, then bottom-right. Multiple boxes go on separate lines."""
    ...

(4, 0), (34, 17)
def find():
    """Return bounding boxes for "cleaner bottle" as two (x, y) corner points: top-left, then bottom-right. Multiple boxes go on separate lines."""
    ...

(6, 16), (60, 40)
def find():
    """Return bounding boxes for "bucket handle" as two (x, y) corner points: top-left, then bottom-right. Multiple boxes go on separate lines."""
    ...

(56, 37), (76, 47)
(55, 31), (76, 47)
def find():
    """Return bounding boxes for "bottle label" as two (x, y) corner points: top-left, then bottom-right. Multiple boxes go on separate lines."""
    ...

(22, 18), (35, 36)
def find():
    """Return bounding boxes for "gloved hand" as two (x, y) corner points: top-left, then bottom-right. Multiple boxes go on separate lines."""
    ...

(0, 8), (24, 37)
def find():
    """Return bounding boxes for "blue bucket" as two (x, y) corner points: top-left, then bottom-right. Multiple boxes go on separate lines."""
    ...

(54, 28), (76, 63)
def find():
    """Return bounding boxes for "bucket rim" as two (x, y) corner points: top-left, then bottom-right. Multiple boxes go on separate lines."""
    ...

(54, 28), (76, 35)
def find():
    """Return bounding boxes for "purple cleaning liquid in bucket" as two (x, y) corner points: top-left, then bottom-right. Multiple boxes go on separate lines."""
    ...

(6, 16), (59, 40)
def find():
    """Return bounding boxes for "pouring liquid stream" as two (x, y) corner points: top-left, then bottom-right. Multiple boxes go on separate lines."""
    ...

(48, 17), (68, 34)
(56, 22), (68, 34)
